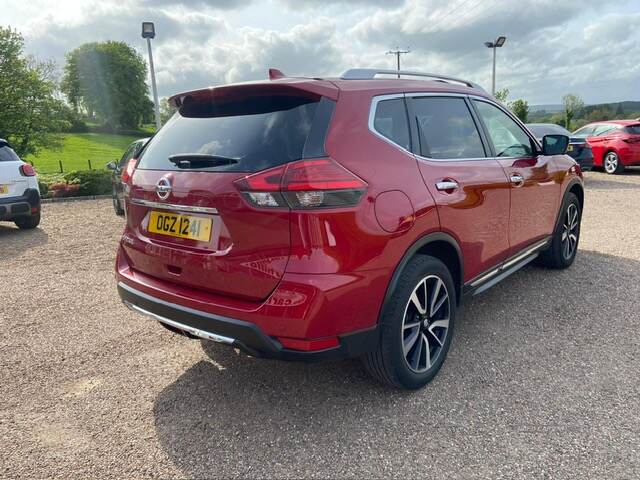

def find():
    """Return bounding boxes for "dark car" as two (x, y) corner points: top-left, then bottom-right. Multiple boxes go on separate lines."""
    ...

(116, 68), (583, 390)
(106, 138), (149, 215)
(526, 123), (594, 171)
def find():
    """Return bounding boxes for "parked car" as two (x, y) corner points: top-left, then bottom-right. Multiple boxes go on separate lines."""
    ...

(106, 138), (150, 215)
(0, 139), (40, 229)
(116, 68), (583, 390)
(572, 120), (640, 174)
(526, 123), (593, 171)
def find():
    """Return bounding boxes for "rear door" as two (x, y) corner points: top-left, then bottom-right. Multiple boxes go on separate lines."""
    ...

(0, 145), (28, 198)
(472, 99), (560, 256)
(124, 84), (336, 301)
(407, 95), (511, 281)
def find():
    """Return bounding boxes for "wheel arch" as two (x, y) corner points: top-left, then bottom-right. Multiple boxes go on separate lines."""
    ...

(567, 179), (584, 211)
(381, 232), (464, 319)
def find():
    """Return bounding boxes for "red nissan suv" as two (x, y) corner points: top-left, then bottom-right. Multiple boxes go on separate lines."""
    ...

(116, 69), (583, 389)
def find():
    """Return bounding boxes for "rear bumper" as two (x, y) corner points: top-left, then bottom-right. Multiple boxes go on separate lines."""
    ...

(118, 281), (378, 362)
(0, 188), (40, 220)
(570, 152), (594, 171)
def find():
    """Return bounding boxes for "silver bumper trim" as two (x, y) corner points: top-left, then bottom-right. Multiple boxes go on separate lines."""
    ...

(123, 300), (235, 344)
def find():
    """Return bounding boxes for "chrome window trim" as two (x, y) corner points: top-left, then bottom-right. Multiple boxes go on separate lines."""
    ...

(129, 198), (219, 215)
(368, 92), (514, 163)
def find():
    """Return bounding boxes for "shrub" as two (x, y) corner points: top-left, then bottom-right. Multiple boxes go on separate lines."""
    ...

(63, 169), (112, 196)
(37, 170), (110, 198)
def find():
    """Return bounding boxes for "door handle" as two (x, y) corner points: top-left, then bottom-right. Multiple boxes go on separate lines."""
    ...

(510, 174), (524, 186)
(436, 180), (459, 191)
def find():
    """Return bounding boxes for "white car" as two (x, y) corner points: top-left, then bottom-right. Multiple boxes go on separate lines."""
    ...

(0, 139), (41, 229)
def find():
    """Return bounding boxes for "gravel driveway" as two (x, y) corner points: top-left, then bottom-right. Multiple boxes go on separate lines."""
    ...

(1, 170), (639, 479)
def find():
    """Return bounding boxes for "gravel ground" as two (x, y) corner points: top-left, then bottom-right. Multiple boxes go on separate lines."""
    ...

(1, 170), (639, 479)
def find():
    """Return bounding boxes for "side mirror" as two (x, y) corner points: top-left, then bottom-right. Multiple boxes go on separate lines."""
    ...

(106, 161), (117, 171)
(542, 134), (569, 155)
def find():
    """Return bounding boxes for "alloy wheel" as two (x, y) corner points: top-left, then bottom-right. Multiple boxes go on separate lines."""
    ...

(604, 152), (618, 174)
(561, 203), (579, 259)
(401, 275), (450, 373)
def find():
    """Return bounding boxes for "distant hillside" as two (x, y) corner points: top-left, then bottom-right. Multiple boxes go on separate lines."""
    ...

(530, 104), (563, 113)
(530, 101), (640, 115)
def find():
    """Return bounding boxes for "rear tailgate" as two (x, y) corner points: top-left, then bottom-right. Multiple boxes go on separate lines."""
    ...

(123, 81), (338, 302)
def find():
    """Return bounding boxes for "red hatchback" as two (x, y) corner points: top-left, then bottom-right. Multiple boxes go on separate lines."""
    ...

(573, 120), (640, 174)
(117, 69), (584, 389)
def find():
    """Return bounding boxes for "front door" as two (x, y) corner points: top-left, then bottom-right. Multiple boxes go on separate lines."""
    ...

(472, 99), (561, 256)
(407, 95), (511, 282)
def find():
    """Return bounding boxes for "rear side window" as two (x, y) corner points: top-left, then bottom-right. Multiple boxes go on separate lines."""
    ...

(138, 94), (334, 173)
(0, 146), (20, 162)
(625, 125), (640, 135)
(573, 125), (596, 138)
(373, 98), (411, 151)
(411, 97), (486, 159)
(593, 125), (618, 136)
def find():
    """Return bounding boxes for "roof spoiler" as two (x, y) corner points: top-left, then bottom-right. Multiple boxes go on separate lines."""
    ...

(340, 68), (486, 92)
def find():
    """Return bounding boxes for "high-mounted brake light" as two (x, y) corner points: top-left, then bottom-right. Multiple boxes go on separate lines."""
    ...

(19, 164), (36, 176)
(234, 158), (367, 209)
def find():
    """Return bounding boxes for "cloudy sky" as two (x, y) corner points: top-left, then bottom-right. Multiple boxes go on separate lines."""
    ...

(2, 0), (639, 105)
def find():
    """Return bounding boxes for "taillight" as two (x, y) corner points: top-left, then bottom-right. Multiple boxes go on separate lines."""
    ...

(19, 164), (36, 176)
(121, 158), (138, 184)
(234, 158), (367, 209)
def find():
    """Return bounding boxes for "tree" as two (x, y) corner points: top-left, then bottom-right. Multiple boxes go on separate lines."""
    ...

(509, 99), (529, 123)
(0, 27), (68, 157)
(159, 97), (177, 124)
(62, 41), (152, 129)
(562, 94), (584, 131)
(494, 88), (509, 103)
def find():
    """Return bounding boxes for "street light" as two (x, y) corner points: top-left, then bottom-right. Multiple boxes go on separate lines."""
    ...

(484, 35), (506, 96)
(142, 22), (161, 131)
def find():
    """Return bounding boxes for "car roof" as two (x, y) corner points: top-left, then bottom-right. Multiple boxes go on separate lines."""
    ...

(584, 120), (638, 127)
(169, 69), (491, 106)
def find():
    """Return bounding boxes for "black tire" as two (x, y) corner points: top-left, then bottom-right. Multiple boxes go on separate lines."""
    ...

(603, 151), (624, 175)
(363, 255), (456, 390)
(14, 213), (40, 230)
(112, 187), (124, 216)
(538, 192), (581, 269)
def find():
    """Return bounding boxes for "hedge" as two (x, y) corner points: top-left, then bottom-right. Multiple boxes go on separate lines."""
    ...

(38, 169), (112, 198)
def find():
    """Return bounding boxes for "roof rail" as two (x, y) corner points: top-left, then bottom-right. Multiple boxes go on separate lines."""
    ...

(340, 68), (485, 91)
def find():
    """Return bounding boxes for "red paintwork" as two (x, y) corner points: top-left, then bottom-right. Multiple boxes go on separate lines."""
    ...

(582, 120), (640, 168)
(117, 75), (582, 349)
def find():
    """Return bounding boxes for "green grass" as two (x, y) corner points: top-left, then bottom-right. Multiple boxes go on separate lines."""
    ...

(26, 133), (143, 173)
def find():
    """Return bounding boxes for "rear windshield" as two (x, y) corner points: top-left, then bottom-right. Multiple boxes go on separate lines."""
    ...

(0, 145), (20, 162)
(625, 125), (640, 135)
(138, 94), (335, 173)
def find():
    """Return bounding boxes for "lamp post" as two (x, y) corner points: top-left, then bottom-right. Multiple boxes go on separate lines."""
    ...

(142, 22), (161, 131)
(484, 35), (506, 96)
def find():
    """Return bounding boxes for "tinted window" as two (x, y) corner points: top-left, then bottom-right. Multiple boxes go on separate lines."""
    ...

(625, 125), (640, 135)
(138, 95), (333, 173)
(474, 100), (534, 157)
(412, 97), (485, 159)
(118, 143), (137, 168)
(527, 124), (570, 137)
(373, 98), (411, 151)
(0, 146), (20, 162)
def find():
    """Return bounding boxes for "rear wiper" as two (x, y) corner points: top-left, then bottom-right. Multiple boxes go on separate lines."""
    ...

(169, 154), (239, 169)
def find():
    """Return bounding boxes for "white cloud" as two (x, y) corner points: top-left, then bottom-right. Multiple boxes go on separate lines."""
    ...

(4, 0), (640, 104)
